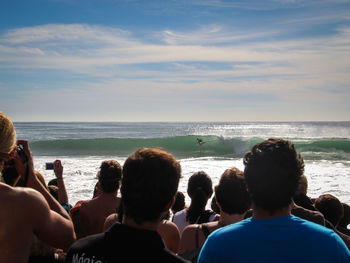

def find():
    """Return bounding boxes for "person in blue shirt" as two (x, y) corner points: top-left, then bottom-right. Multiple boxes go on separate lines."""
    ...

(198, 138), (350, 263)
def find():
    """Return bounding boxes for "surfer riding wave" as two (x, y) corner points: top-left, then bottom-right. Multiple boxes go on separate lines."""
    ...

(197, 138), (206, 146)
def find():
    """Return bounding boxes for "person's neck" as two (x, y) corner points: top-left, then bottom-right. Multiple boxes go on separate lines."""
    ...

(122, 216), (160, 231)
(218, 212), (245, 227)
(252, 203), (292, 219)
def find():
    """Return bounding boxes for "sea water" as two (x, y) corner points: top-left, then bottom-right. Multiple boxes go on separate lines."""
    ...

(13, 122), (350, 206)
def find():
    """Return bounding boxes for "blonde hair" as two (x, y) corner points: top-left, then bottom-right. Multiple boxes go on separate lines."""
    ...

(0, 112), (16, 162)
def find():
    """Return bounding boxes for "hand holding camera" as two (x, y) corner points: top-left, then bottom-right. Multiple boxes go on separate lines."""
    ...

(13, 140), (34, 185)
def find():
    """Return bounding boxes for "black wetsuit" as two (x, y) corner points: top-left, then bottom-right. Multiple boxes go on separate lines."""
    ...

(66, 223), (189, 263)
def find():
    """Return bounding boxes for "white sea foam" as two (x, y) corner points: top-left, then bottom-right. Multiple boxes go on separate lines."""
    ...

(16, 121), (350, 207)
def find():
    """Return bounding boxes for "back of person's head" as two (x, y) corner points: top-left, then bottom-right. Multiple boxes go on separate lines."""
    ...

(215, 167), (251, 215)
(339, 203), (350, 228)
(48, 185), (59, 200)
(186, 171), (213, 224)
(172, 191), (185, 214)
(243, 138), (304, 214)
(295, 174), (308, 196)
(121, 147), (181, 224)
(0, 112), (16, 167)
(211, 196), (220, 215)
(315, 194), (344, 227)
(48, 178), (58, 187)
(97, 160), (122, 193)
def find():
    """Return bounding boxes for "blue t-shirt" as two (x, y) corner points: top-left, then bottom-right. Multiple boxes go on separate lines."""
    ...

(198, 215), (350, 263)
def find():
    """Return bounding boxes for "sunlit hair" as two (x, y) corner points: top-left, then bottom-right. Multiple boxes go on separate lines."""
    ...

(0, 112), (16, 163)
(97, 160), (122, 193)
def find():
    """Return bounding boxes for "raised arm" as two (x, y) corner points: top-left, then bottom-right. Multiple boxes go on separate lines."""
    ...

(15, 140), (71, 220)
(54, 160), (69, 205)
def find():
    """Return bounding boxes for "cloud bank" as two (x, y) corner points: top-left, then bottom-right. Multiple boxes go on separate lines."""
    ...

(1, 19), (350, 121)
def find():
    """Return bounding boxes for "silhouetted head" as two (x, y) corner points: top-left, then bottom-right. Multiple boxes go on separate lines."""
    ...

(215, 167), (251, 215)
(172, 191), (185, 214)
(315, 194), (344, 227)
(243, 138), (304, 214)
(121, 148), (181, 224)
(186, 171), (213, 223)
(187, 171), (213, 199)
(339, 203), (350, 228)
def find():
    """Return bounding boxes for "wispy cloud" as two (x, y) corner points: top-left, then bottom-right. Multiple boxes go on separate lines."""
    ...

(1, 19), (350, 121)
(1, 23), (349, 78)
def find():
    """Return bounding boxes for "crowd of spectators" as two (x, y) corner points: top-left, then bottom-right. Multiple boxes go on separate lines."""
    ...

(1, 112), (350, 263)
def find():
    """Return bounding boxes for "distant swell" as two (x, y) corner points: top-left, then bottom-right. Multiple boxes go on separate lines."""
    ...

(30, 136), (350, 160)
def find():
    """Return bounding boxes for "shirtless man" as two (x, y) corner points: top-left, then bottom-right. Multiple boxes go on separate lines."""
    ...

(0, 112), (76, 263)
(71, 160), (122, 239)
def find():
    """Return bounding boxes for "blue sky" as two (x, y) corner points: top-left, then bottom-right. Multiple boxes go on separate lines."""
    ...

(1, 0), (350, 121)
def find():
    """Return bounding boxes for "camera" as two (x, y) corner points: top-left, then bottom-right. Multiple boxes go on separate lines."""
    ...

(45, 162), (54, 170)
(16, 143), (28, 164)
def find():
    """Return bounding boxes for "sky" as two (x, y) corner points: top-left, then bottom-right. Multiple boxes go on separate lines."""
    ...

(1, 0), (350, 122)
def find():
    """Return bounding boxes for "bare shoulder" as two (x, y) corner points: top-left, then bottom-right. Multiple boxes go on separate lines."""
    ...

(182, 223), (199, 235)
(182, 222), (217, 242)
(0, 183), (46, 207)
(106, 213), (118, 222)
(104, 213), (118, 231)
(162, 220), (179, 229)
(158, 220), (181, 254)
(181, 224), (200, 242)
(0, 183), (50, 229)
(178, 224), (200, 253)
(159, 220), (180, 235)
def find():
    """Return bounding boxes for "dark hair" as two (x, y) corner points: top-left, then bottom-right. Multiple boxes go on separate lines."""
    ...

(48, 185), (59, 201)
(172, 191), (185, 214)
(215, 167), (251, 215)
(295, 174), (308, 196)
(315, 194), (344, 227)
(98, 160), (122, 193)
(339, 203), (350, 228)
(186, 171), (213, 224)
(48, 178), (58, 187)
(121, 148), (181, 224)
(243, 138), (304, 214)
(93, 181), (102, 198)
(210, 196), (220, 214)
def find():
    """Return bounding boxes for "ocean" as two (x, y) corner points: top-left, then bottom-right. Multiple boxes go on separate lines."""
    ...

(14, 122), (350, 207)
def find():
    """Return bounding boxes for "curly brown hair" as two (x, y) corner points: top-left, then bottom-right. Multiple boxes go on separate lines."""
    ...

(243, 138), (304, 214)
